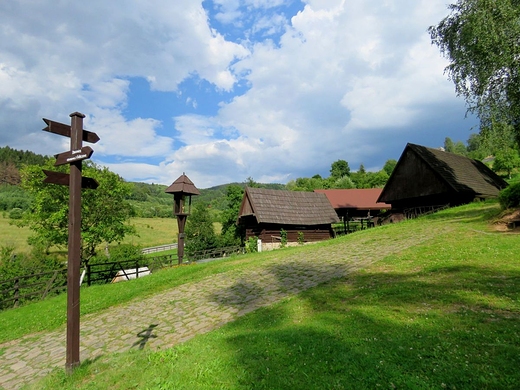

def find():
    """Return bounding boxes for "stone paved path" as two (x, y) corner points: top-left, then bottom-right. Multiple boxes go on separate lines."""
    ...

(0, 224), (450, 389)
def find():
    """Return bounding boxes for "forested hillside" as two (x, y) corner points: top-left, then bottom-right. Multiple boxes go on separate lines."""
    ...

(0, 146), (283, 218)
(1, 133), (515, 218)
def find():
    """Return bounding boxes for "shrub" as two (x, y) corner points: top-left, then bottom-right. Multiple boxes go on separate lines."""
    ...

(297, 231), (305, 245)
(245, 236), (258, 253)
(8, 208), (23, 219)
(280, 229), (287, 248)
(498, 182), (520, 209)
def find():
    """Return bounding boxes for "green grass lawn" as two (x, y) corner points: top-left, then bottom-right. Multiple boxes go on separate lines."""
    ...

(0, 216), (178, 254)
(4, 201), (519, 389)
(0, 214), (31, 251)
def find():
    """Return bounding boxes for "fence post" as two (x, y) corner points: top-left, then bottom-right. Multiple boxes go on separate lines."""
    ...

(87, 263), (91, 287)
(136, 261), (139, 279)
(13, 278), (19, 308)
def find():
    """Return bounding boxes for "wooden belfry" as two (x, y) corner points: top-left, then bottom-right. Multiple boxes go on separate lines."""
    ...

(165, 173), (200, 264)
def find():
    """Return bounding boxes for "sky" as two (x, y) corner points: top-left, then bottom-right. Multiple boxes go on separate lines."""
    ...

(0, 0), (478, 189)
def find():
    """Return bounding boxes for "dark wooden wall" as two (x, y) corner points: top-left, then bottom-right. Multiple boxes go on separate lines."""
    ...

(244, 223), (333, 242)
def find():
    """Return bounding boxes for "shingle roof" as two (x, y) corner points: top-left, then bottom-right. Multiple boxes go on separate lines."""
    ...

(165, 173), (200, 195)
(407, 143), (508, 196)
(314, 189), (390, 210)
(239, 187), (339, 225)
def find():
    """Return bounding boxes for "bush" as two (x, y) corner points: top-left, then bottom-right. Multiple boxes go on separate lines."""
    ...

(280, 229), (287, 248)
(297, 231), (305, 245)
(245, 236), (258, 253)
(109, 243), (144, 262)
(499, 182), (520, 209)
(8, 208), (23, 219)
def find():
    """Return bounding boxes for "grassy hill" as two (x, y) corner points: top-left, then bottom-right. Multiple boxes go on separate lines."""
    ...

(1, 200), (519, 389)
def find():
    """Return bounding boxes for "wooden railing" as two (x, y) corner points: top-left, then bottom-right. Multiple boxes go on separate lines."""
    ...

(84, 254), (175, 286)
(403, 204), (449, 219)
(0, 268), (67, 310)
(141, 243), (178, 255)
(187, 245), (243, 262)
(0, 253), (174, 310)
(1, 244), (246, 311)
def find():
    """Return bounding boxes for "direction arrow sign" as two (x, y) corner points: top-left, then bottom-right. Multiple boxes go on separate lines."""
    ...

(42, 118), (100, 144)
(54, 146), (94, 166)
(43, 170), (99, 189)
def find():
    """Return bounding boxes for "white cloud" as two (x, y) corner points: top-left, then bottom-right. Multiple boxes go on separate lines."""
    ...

(0, 0), (247, 159)
(1, 0), (474, 188)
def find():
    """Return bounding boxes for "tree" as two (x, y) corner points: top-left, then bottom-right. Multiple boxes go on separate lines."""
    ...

(429, 0), (520, 144)
(332, 175), (355, 189)
(185, 202), (217, 256)
(444, 137), (455, 153)
(366, 170), (389, 188)
(220, 185), (244, 246)
(351, 164), (368, 188)
(244, 176), (259, 188)
(286, 176), (326, 191)
(445, 137), (467, 155)
(330, 160), (350, 179)
(17, 160), (136, 262)
(493, 148), (520, 178)
(481, 121), (517, 155)
(382, 159), (397, 176)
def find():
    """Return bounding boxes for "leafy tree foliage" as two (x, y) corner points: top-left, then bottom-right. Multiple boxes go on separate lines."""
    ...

(16, 160), (136, 262)
(286, 176), (329, 191)
(332, 175), (355, 189)
(383, 159), (397, 176)
(185, 202), (217, 256)
(444, 137), (455, 153)
(219, 185), (245, 246)
(493, 148), (520, 178)
(430, 0), (520, 144)
(0, 184), (32, 211)
(444, 137), (467, 156)
(498, 181), (520, 209)
(0, 146), (50, 168)
(330, 160), (351, 179)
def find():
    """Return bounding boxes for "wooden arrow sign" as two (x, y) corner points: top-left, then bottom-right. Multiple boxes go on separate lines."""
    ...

(42, 118), (100, 144)
(43, 170), (99, 189)
(54, 146), (94, 166)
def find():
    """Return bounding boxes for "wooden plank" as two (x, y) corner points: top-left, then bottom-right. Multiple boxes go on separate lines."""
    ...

(43, 170), (99, 189)
(42, 118), (100, 144)
(54, 146), (93, 166)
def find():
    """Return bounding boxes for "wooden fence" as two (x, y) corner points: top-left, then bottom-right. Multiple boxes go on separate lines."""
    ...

(0, 268), (67, 310)
(84, 254), (176, 286)
(141, 243), (178, 255)
(0, 253), (174, 310)
(187, 245), (243, 262)
(0, 246), (245, 311)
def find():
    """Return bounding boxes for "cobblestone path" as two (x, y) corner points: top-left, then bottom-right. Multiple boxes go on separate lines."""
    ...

(0, 224), (450, 389)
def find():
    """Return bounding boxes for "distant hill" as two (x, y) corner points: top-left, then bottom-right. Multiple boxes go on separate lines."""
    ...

(0, 146), (286, 216)
(0, 146), (51, 185)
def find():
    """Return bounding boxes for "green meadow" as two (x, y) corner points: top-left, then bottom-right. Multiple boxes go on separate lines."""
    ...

(0, 201), (518, 389)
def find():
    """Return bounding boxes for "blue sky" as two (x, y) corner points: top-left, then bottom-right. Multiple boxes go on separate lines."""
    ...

(0, 0), (477, 188)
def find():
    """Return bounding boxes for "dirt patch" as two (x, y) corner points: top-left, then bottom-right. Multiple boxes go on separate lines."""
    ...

(492, 209), (520, 232)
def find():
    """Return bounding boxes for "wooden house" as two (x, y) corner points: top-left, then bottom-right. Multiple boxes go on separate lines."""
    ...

(237, 187), (339, 244)
(377, 143), (508, 214)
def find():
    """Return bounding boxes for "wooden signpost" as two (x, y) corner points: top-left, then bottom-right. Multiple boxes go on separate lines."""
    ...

(42, 112), (99, 372)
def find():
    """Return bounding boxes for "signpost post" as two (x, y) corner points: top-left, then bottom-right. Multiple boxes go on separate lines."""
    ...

(42, 112), (99, 372)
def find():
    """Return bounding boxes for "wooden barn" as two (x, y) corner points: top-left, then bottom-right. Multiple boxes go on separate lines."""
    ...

(314, 188), (390, 219)
(237, 187), (340, 244)
(378, 143), (508, 215)
(315, 188), (391, 233)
